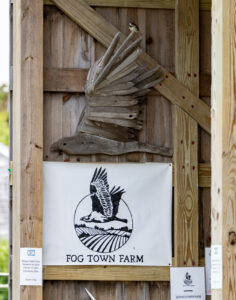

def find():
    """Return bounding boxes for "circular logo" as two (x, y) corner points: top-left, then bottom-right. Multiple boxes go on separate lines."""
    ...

(74, 167), (133, 253)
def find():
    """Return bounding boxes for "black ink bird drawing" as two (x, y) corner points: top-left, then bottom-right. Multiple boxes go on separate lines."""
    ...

(81, 167), (127, 223)
(50, 29), (173, 157)
(74, 167), (133, 252)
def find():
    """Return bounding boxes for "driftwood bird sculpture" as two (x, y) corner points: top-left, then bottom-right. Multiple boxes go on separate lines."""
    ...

(51, 31), (172, 156)
(80, 167), (127, 223)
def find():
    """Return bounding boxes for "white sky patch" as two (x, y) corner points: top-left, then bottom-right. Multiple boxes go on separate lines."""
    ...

(0, 1), (9, 85)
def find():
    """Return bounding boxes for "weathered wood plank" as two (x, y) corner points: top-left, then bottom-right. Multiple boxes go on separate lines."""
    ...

(43, 280), (170, 300)
(44, 0), (212, 10)
(50, 0), (211, 134)
(43, 67), (211, 97)
(211, 0), (236, 298)
(43, 266), (170, 281)
(43, 6), (92, 162)
(63, 10), (93, 163)
(13, 0), (43, 299)
(44, 68), (87, 92)
(174, 0), (199, 267)
(43, 6), (64, 163)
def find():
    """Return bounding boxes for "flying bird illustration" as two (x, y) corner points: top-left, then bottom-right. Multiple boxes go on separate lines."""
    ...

(80, 167), (127, 223)
(50, 30), (172, 157)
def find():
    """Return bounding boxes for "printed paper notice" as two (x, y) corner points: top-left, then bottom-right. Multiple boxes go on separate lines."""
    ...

(170, 267), (205, 300)
(211, 245), (222, 290)
(20, 248), (42, 286)
(205, 247), (211, 295)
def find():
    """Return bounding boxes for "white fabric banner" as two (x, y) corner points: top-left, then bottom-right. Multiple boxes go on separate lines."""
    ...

(43, 162), (172, 266)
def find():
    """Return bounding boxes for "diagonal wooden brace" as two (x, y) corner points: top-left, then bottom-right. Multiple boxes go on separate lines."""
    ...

(51, 0), (211, 134)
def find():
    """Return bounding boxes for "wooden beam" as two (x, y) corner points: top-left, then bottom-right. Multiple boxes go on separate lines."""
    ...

(212, 0), (236, 298)
(44, 265), (170, 281)
(13, 0), (43, 299)
(45, 0), (175, 8)
(174, 0), (199, 267)
(43, 67), (211, 97)
(44, 0), (212, 10)
(50, 0), (211, 134)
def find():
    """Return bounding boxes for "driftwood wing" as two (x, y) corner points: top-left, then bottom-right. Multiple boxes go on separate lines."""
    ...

(78, 31), (163, 142)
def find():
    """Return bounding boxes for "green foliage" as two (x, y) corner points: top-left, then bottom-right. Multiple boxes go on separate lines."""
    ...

(0, 239), (8, 300)
(0, 239), (8, 274)
(0, 287), (8, 300)
(0, 84), (8, 112)
(0, 84), (8, 102)
(0, 111), (9, 146)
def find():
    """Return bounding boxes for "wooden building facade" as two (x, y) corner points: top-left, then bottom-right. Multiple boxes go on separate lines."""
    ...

(10, 0), (236, 299)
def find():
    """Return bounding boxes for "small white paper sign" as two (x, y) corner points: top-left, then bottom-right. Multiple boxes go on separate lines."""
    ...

(20, 248), (42, 286)
(211, 245), (222, 290)
(205, 248), (211, 295)
(170, 267), (205, 300)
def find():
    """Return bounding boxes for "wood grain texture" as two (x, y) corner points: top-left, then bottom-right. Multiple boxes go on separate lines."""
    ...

(44, 0), (212, 10)
(211, 0), (223, 297)
(198, 163), (211, 187)
(43, 266), (170, 281)
(43, 281), (170, 300)
(13, 0), (43, 299)
(44, 68), (88, 92)
(50, 0), (211, 134)
(43, 6), (91, 163)
(174, 0), (199, 267)
(174, 107), (199, 266)
(212, 0), (236, 298)
(199, 187), (211, 258)
(173, 163), (211, 187)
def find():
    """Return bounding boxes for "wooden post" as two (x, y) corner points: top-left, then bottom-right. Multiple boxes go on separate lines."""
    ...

(212, 0), (236, 298)
(13, 0), (43, 299)
(174, 0), (199, 266)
